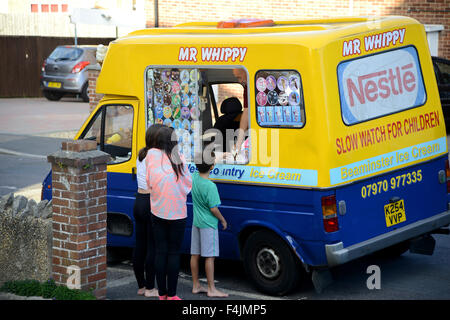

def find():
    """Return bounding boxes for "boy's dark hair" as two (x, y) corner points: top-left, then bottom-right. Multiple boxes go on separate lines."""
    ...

(195, 151), (215, 174)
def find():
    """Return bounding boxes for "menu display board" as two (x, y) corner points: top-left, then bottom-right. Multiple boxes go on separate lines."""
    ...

(255, 70), (304, 128)
(146, 68), (202, 161)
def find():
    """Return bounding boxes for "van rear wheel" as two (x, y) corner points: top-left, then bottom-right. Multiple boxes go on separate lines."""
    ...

(243, 230), (300, 296)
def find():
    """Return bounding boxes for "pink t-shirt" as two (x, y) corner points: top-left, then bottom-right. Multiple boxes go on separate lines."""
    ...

(145, 149), (192, 220)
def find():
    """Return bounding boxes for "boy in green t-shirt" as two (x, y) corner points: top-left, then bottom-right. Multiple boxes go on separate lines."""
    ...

(190, 155), (228, 298)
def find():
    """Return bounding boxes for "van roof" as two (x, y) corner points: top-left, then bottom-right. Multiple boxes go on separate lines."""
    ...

(125, 16), (417, 37)
(118, 16), (420, 49)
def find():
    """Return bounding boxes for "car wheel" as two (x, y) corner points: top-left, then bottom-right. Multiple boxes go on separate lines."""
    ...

(243, 230), (300, 296)
(81, 82), (89, 102)
(43, 90), (64, 101)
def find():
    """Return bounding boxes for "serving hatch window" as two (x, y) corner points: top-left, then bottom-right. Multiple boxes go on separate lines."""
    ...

(255, 70), (305, 128)
(337, 46), (427, 125)
(145, 66), (249, 164)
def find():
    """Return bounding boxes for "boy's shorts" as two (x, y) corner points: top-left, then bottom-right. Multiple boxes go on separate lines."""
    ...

(190, 225), (219, 257)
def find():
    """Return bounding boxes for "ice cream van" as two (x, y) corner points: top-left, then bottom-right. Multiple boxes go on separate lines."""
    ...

(42, 16), (450, 295)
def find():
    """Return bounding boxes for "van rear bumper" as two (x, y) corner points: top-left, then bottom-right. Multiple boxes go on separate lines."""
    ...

(325, 210), (450, 267)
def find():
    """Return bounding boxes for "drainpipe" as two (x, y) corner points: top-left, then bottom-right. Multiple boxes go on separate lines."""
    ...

(154, 0), (159, 27)
(74, 23), (78, 47)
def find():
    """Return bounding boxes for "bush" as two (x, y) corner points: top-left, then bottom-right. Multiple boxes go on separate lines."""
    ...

(1, 280), (42, 297)
(0, 279), (96, 300)
(41, 279), (57, 299)
(52, 285), (96, 300)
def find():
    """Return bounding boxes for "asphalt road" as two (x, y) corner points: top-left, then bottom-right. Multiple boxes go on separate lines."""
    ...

(0, 98), (449, 300)
(0, 97), (91, 198)
(106, 235), (450, 300)
(0, 97), (91, 136)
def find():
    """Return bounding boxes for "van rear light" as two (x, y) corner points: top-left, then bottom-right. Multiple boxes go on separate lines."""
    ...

(324, 217), (339, 233)
(322, 195), (339, 233)
(71, 61), (90, 73)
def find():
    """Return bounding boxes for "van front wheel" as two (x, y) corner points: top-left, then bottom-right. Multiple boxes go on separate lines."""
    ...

(243, 230), (299, 296)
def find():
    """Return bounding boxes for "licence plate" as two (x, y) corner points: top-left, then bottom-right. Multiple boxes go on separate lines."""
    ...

(384, 199), (406, 227)
(48, 82), (61, 88)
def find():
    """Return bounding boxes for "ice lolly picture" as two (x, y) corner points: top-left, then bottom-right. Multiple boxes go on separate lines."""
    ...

(275, 106), (283, 123)
(258, 107), (266, 123)
(266, 107), (274, 123)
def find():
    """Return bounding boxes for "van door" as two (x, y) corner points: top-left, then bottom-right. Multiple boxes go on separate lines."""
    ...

(78, 100), (138, 248)
(335, 157), (448, 248)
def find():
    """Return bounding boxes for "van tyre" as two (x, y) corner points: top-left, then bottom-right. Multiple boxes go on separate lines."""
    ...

(243, 230), (300, 296)
(43, 90), (64, 101)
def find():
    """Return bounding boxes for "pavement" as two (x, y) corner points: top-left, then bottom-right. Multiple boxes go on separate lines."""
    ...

(105, 260), (280, 301)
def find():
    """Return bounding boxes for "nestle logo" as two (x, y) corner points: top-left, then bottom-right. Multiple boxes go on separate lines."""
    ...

(346, 63), (417, 107)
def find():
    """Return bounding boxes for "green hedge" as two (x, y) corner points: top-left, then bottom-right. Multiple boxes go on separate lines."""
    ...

(0, 279), (96, 300)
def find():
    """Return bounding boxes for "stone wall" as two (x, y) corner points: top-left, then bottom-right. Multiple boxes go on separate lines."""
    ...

(0, 193), (53, 286)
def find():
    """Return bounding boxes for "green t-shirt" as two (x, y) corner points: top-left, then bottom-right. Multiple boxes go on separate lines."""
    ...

(192, 172), (221, 229)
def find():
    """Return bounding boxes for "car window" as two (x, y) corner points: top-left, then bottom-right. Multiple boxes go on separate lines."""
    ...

(83, 49), (97, 63)
(436, 60), (450, 85)
(49, 47), (83, 61)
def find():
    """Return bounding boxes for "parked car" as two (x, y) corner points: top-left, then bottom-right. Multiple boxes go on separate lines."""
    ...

(432, 56), (450, 131)
(40, 45), (97, 102)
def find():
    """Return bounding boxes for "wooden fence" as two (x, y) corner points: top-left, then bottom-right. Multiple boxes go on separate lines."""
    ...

(0, 36), (114, 97)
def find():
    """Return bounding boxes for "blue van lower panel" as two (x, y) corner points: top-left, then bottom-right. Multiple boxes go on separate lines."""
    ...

(106, 172), (139, 248)
(335, 155), (448, 249)
(105, 171), (332, 266)
(181, 183), (329, 266)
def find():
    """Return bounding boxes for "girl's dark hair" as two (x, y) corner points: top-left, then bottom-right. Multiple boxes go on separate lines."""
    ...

(138, 124), (164, 161)
(155, 126), (184, 180)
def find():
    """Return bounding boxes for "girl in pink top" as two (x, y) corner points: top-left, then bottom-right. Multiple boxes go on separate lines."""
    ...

(145, 126), (192, 300)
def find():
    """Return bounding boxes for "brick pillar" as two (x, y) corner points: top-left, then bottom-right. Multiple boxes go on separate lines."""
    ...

(47, 140), (111, 300)
(87, 65), (103, 112)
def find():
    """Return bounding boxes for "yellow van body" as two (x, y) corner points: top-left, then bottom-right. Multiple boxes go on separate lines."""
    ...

(61, 16), (450, 295)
